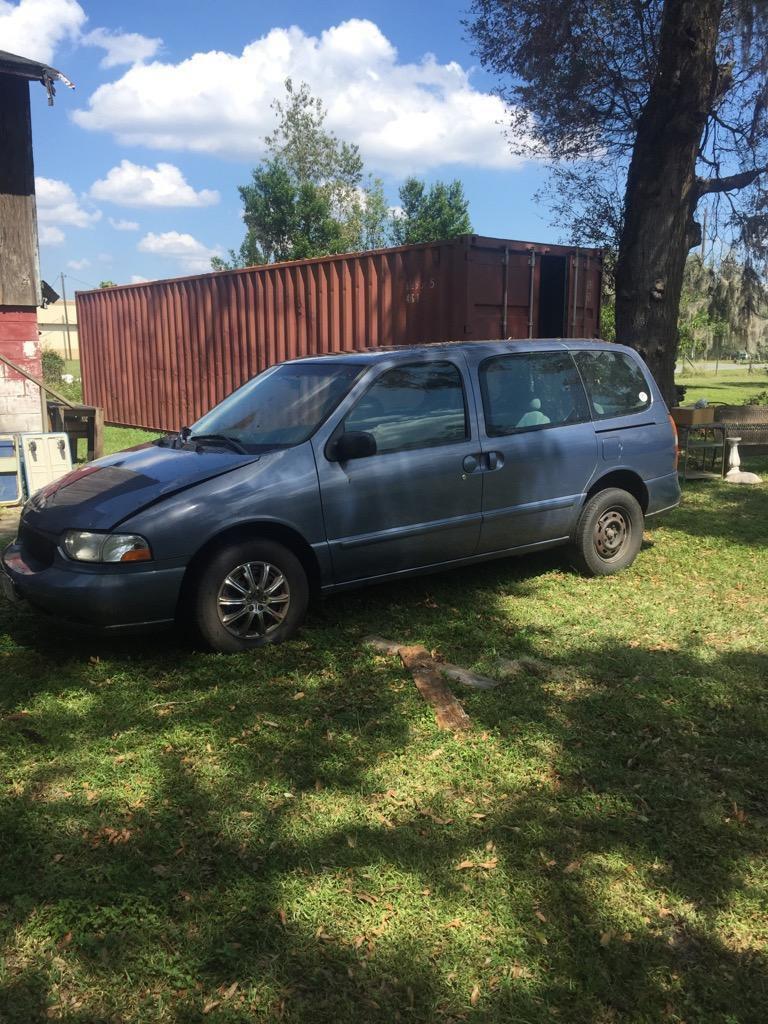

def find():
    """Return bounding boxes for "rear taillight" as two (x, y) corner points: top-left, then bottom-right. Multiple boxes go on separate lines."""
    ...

(669, 414), (679, 471)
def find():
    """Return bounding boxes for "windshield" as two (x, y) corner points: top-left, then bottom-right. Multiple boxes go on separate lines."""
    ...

(191, 361), (365, 452)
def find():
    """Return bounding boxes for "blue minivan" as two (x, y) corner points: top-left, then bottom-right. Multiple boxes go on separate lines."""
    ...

(1, 340), (680, 652)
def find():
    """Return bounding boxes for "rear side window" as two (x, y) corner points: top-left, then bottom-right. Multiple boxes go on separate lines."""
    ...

(344, 361), (468, 454)
(574, 351), (652, 419)
(479, 351), (591, 436)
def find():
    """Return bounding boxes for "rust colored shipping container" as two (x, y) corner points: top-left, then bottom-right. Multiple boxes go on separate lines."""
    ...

(77, 234), (603, 433)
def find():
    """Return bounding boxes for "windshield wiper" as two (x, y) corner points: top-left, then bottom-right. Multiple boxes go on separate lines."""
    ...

(188, 433), (247, 454)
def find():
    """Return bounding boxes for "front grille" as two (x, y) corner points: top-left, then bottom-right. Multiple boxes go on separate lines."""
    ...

(19, 521), (57, 569)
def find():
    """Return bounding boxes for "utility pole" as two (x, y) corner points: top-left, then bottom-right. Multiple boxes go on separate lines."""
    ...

(59, 272), (72, 361)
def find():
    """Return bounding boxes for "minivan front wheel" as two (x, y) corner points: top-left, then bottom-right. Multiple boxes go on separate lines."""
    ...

(570, 488), (644, 576)
(193, 539), (309, 652)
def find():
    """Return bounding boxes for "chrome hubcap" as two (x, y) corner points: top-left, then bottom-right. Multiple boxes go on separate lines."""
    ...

(594, 508), (629, 560)
(216, 561), (290, 638)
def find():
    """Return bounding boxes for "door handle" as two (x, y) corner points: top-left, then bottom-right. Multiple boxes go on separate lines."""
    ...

(462, 454), (479, 473)
(483, 451), (504, 471)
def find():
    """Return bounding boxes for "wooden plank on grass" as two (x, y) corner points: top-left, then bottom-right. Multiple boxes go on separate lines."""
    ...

(398, 644), (472, 733)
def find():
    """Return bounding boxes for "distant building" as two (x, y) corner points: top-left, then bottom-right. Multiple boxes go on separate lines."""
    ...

(0, 50), (73, 433)
(38, 299), (78, 360)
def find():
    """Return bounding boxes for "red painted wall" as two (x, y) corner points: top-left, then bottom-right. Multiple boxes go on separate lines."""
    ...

(0, 305), (42, 432)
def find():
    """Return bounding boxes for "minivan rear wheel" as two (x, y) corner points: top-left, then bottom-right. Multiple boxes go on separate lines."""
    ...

(570, 487), (644, 576)
(193, 539), (309, 652)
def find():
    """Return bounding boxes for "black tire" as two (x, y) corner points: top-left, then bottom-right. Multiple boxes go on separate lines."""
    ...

(192, 538), (308, 652)
(569, 487), (644, 577)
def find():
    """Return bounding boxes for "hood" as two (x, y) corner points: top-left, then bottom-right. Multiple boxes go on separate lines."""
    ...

(21, 442), (261, 534)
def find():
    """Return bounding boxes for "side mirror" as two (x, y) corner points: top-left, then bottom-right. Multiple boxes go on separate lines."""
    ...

(330, 430), (377, 462)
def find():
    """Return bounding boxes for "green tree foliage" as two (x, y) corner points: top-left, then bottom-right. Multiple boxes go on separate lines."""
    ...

(391, 178), (472, 246)
(99, 280), (117, 288)
(467, 0), (768, 401)
(214, 80), (390, 269)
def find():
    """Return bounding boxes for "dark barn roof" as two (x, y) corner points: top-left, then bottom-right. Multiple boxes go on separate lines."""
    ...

(0, 49), (73, 104)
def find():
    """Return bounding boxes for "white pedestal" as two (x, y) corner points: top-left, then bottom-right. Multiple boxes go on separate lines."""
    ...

(726, 437), (763, 485)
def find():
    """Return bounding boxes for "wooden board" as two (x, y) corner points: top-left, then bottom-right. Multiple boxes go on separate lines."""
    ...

(0, 75), (39, 308)
(398, 645), (472, 733)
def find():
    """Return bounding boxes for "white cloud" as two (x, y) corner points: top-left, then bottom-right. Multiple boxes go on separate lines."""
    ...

(73, 18), (525, 172)
(66, 258), (90, 270)
(137, 230), (220, 273)
(108, 216), (139, 231)
(130, 274), (149, 284)
(91, 160), (219, 208)
(82, 26), (161, 68)
(36, 176), (101, 228)
(39, 224), (65, 246)
(0, 0), (85, 65)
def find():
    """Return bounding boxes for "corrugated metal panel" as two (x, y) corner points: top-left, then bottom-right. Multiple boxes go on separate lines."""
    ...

(78, 235), (602, 433)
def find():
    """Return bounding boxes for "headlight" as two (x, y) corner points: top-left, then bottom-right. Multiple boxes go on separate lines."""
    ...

(62, 531), (153, 563)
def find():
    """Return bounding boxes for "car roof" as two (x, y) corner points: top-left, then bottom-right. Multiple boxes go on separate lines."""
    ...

(289, 338), (631, 365)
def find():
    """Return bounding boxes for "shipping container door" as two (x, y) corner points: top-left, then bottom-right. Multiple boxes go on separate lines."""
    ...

(566, 253), (601, 338)
(465, 243), (534, 340)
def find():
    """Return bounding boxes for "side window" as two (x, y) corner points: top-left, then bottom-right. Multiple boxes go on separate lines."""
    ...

(479, 352), (591, 436)
(343, 361), (468, 454)
(575, 351), (652, 419)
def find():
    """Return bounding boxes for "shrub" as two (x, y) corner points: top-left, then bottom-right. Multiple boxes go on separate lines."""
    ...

(41, 349), (64, 386)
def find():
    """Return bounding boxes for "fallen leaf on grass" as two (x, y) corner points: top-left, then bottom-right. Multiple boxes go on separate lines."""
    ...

(292, 692), (305, 700)
(355, 891), (379, 905)
(202, 999), (220, 1014)
(221, 981), (238, 1000)
(277, 909), (287, 926)
(600, 930), (614, 946)
(456, 860), (475, 870)
(478, 858), (498, 870)
(534, 910), (547, 923)
(56, 931), (73, 951)
(52, 853), (64, 863)
(419, 809), (454, 825)
(470, 985), (480, 1006)
(563, 861), (581, 874)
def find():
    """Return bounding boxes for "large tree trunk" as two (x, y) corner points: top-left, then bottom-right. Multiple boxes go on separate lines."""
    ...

(614, 0), (724, 406)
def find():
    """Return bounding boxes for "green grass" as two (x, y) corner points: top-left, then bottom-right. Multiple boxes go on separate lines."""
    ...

(104, 425), (159, 454)
(675, 368), (768, 406)
(2, 462), (767, 1022)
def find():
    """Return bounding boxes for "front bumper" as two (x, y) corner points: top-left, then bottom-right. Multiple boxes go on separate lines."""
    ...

(1, 541), (185, 632)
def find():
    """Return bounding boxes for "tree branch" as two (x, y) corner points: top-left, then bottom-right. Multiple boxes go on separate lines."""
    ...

(697, 166), (768, 196)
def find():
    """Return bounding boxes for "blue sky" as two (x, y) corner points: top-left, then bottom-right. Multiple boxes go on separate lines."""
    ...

(3, 0), (559, 292)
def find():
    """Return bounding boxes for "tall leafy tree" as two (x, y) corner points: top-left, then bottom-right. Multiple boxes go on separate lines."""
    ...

(391, 177), (473, 245)
(467, 0), (768, 402)
(214, 80), (389, 269)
